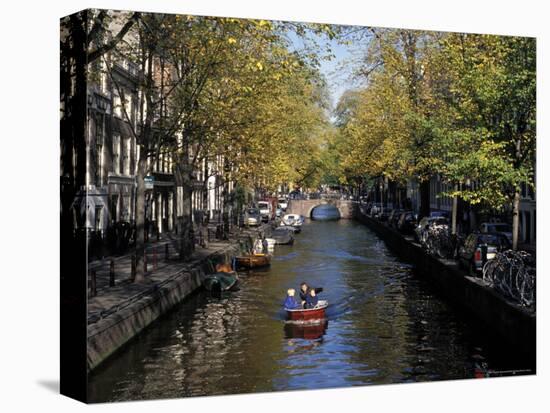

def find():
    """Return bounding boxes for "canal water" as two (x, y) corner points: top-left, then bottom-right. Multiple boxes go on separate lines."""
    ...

(88, 219), (523, 402)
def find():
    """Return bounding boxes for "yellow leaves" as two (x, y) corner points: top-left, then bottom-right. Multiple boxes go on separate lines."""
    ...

(227, 37), (237, 45)
(256, 61), (264, 71)
(257, 20), (272, 29)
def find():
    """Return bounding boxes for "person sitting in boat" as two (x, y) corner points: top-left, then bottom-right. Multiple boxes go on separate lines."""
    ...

(305, 288), (319, 309)
(283, 288), (301, 310)
(299, 282), (324, 307)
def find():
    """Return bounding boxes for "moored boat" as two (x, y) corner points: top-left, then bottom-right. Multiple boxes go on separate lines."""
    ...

(271, 227), (295, 245)
(202, 272), (238, 292)
(235, 253), (271, 269)
(281, 213), (304, 227)
(286, 300), (328, 322)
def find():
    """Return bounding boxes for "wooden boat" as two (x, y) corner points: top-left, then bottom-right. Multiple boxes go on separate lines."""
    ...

(235, 253), (271, 269)
(202, 272), (238, 292)
(286, 300), (328, 322)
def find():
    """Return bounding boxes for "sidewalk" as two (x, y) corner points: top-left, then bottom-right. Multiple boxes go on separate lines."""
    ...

(87, 223), (269, 323)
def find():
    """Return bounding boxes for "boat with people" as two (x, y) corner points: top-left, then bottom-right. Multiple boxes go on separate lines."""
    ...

(286, 300), (328, 322)
(235, 253), (271, 269)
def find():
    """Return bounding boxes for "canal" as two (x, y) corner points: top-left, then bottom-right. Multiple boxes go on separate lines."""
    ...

(89, 219), (522, 402)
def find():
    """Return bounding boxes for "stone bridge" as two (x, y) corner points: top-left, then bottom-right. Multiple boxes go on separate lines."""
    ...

(286, 199), (356, 219)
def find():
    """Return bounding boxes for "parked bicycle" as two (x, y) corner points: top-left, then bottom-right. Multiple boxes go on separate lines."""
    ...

(424, 223), (453, 259)
(482, 250), (535, 307)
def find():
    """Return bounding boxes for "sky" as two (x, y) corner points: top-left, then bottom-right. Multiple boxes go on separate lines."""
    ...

(287, 29), (361, 114)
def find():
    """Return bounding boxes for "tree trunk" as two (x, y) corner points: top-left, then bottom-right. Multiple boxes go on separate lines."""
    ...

(451, 184), (458, 235)
(175, 163), (194, 260)
(419, 179), (430, 219)
(134, 149), (148, 282)
(512, 190), (520, 251)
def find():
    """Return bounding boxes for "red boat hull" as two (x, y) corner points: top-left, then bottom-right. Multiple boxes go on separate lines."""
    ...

(286, 300), (328, 322)
(284, 320), (328, 339)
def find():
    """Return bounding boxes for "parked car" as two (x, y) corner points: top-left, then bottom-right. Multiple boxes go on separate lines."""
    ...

(397, 211), (417, 234)
(257, 201), (271, 223)
(480, 222), (513, 244)
(388, 209), (404, 228)
(245, 208), (261, 227)
(457, 233), (511, 275)
(415, 216), (449, 243)
(278, 197), (288, 211)
(430, 210), (450, 218)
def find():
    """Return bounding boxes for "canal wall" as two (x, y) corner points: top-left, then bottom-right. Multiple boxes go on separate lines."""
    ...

(87, 229), (263, 372)
(355, 212), (536, 365)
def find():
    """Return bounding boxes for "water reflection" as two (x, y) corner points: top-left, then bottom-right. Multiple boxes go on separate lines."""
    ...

(284, 320), (329, 340)
(89, 220), (528, 402)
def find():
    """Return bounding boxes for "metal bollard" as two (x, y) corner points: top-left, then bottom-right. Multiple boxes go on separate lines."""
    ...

(109, 259), (115, 287)
(165, 243), (169, 261)
(153, 247), (157, 270)
(90, 269), (97, 297)
(130, 255), (136, 281)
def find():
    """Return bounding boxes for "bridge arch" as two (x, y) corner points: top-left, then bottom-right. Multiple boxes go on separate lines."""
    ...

(286, 199), (355, 219)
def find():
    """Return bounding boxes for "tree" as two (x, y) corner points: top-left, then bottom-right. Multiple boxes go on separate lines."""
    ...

(436, 34), (535, 248)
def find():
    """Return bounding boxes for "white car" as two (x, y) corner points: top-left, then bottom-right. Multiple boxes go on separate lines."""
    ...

(278, 198), (288, 211)
(257, 201), (271, 222)
(245, 208), (261, 226)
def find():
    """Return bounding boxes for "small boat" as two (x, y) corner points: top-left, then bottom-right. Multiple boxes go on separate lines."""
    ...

(203, 272), (238, 292)
(235, 253), (271, 269)
(281, 214), (304, 233)
(271, 228), (295, 245)
(286, 300), (328, 322)
(278, 224), (300, 234)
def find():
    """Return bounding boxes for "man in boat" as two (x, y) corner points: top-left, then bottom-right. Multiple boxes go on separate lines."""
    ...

(283, 288), (301, 310)
(299, 282), (324, 308)
(305, 288), (319, 309)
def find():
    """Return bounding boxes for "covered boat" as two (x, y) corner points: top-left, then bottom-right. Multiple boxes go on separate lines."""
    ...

(286, 300), (328, 322)
(203, 272), (238, 292)
(235, 253), (271, 269)
(281, 213), (304, 228)
(271, 227), (295, 245)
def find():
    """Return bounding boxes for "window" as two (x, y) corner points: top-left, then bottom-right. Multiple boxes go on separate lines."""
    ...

(95, 206), (103, 232)
(112, 134), (121, 174)
(123, 137), (130, 176)
(113, 90), (122, 118)
(95, 114), (104, 186)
